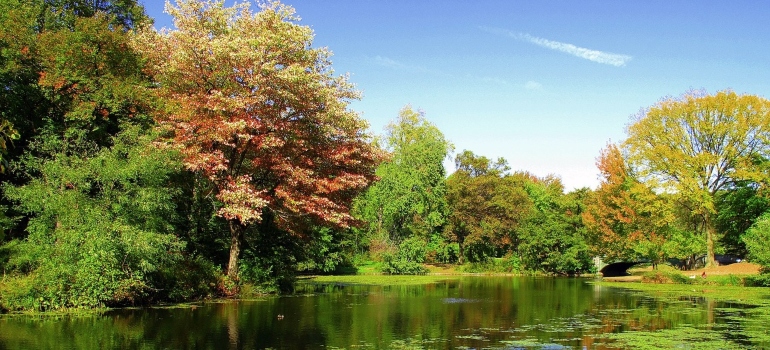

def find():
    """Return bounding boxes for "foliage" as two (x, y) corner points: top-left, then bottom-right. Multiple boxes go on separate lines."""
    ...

(445, 151), (531, 263)
(153, 255), (220, 302)
(296, 227), (353, 274)
(745, 274), (770, 287)
(517, 175), (593, 275)
(0, 0), (158, 253)
(237, 215), (303, 293)
(425, 233), (459, 264)
(641, 270), (691, 284)
(0, 120), (19, 174)
(133, 0), (380, 279)
(743, 213), (770, 270)
(1, 127), (184, 310)
(0, 0), (150, 155)
(625, 90), (770, 266)
(380, 236), (429, 275)
(353, 106), (452, 258)
(715, 182), (770, 257)
(457, 254), (522, 274)
(583, 143), (676, 264)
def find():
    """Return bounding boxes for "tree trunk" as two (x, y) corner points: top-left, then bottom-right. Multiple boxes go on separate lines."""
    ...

(705, 217), (716, 268)
(458, 237), (465, 265)
(227, 221), (245, 280)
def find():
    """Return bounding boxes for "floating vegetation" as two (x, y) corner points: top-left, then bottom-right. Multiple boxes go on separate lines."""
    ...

(455, 334), (488, 341)
(442, 298), (480, 304)
(605, 325), (737, 350)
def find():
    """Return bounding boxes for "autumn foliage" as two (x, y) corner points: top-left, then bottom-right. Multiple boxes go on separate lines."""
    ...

(582, 143), (673, 264)
(133, 0), (380, 278)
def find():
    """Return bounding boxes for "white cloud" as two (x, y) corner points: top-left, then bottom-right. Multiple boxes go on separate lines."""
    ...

(467, 74), (509, 85)
(524, 80), (542, 90)
(481, 27), (632, 67)
(369, 56), (448, 76)
(372, 55), (407, 69)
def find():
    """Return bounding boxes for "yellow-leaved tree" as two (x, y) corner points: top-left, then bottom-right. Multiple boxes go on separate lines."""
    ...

(624, 90), (770, 267)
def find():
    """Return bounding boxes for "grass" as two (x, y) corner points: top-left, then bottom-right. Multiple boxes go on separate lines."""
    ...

(305, 274), (458, 286)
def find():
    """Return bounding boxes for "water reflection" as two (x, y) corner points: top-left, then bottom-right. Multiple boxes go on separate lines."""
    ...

(0, 277), (765, 349)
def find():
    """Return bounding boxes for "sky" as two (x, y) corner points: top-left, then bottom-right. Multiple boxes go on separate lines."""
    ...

(140, 0), (770, 191)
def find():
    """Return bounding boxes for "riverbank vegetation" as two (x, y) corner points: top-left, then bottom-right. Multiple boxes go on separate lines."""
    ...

(1, 0), (770, 312)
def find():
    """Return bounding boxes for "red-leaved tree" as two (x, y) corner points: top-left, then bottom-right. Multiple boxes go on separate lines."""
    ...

(133, 0), (380, 279)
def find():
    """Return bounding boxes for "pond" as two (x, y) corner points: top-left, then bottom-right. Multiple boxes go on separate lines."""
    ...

(1, 276), (768, 349)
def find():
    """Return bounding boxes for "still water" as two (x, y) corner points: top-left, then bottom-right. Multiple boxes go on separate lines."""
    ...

(0, 277), (765, 349)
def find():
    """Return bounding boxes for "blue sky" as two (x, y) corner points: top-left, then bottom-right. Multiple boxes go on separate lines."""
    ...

(141, 1), (770, 190)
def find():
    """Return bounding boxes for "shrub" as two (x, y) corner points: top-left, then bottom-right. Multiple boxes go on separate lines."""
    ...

(425, 239), (459, 264)
(641, 270), (691, 284)
(152, 255), (219, 302)
(743, 213), (770, 269)
(379, 237), (429, 275)
(745, 272), (770, 287)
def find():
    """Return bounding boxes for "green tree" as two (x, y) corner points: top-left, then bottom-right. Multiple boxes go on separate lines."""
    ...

(743, 212), (770, 270)
(517, 175), (593, 275)
(445, 151), (531, 264)
(0, 0), (154, 246)
(133, 0), (380, 280)
(625, 90), (770, 267)
(354, 106), (452, 257)
(0, 0), (150, 155)
(1, 127), (184, 310)
(715, 182), (770, 257)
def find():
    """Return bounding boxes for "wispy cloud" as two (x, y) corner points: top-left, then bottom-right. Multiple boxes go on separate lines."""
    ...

(524, 80), (542, 90)
(369, 56), (448, 76)
(466, 74), (509, 86)
(372, 56), (408, 70)
(481, 27), (632, 67)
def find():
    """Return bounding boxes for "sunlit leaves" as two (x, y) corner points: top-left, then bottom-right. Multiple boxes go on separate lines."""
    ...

(134, 0), (379, 227)
(2, 127), (184, 309)
(624, 90), (770, 265)
(133, 0), (379, 278)
(445, 151), (531, 264)
(354, 106), (452, 250)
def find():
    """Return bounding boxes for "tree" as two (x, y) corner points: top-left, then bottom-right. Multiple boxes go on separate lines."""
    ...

(743, 212), (770, 270)
(516, 174), (593, 274)
(353, 106), (452, 255)
(715, 182), (770, 257)
(0, 0), (150, 155)
(133, 0), (380, 280)
(445, 151), (531, 264)
(582, 143), (675, 265)
(625, 90), (770, 267)
(2, 127), (184, 310)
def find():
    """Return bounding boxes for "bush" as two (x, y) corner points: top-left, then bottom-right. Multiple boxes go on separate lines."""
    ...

(745, 272), (770, 287)
(238, 225), (301, 294)
(0, 274), (38, 311)
(743, 213), (770, 269)
(152, 255), (219, 302)
(641, 270), (691, 284)
(458, 254), (523, 274)
(0, 128), (186, 310)
(379, 237), (429, 275)
(425, 238), (459, 264)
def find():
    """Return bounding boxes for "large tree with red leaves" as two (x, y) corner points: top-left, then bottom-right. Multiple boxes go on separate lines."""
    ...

(133, 0), (380, 279)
